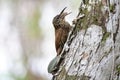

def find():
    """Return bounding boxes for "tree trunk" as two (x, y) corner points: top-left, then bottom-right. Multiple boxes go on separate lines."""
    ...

(53, 0), (120, 80)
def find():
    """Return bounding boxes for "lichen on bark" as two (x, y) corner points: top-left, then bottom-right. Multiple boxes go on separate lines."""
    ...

(53, 0), (120, 80)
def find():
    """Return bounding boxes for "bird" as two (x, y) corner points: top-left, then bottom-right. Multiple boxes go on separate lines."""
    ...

(47, 7), (71, 75)
(52, 7), (71, 56)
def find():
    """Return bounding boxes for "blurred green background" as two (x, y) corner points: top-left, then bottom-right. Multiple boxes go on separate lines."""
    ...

(0, 0), (80, 80)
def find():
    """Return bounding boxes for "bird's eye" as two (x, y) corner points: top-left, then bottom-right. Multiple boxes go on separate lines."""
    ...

(56, 15), (60, 19)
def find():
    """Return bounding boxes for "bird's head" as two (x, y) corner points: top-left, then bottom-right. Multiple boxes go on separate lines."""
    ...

(52, 7), (71, 28)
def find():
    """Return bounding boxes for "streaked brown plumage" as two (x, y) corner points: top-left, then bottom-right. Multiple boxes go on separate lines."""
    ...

(52, 7), (71, 55)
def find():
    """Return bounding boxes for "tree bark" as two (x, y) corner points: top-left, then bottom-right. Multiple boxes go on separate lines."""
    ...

(53, 0), (120, 80)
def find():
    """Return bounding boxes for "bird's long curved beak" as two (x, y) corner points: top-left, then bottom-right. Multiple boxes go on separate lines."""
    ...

(59, 7), (71, 17)
(59, 7), (67, 15)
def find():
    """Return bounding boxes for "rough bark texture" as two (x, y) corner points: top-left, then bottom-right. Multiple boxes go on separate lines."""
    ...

(53, 0), (120, 80)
